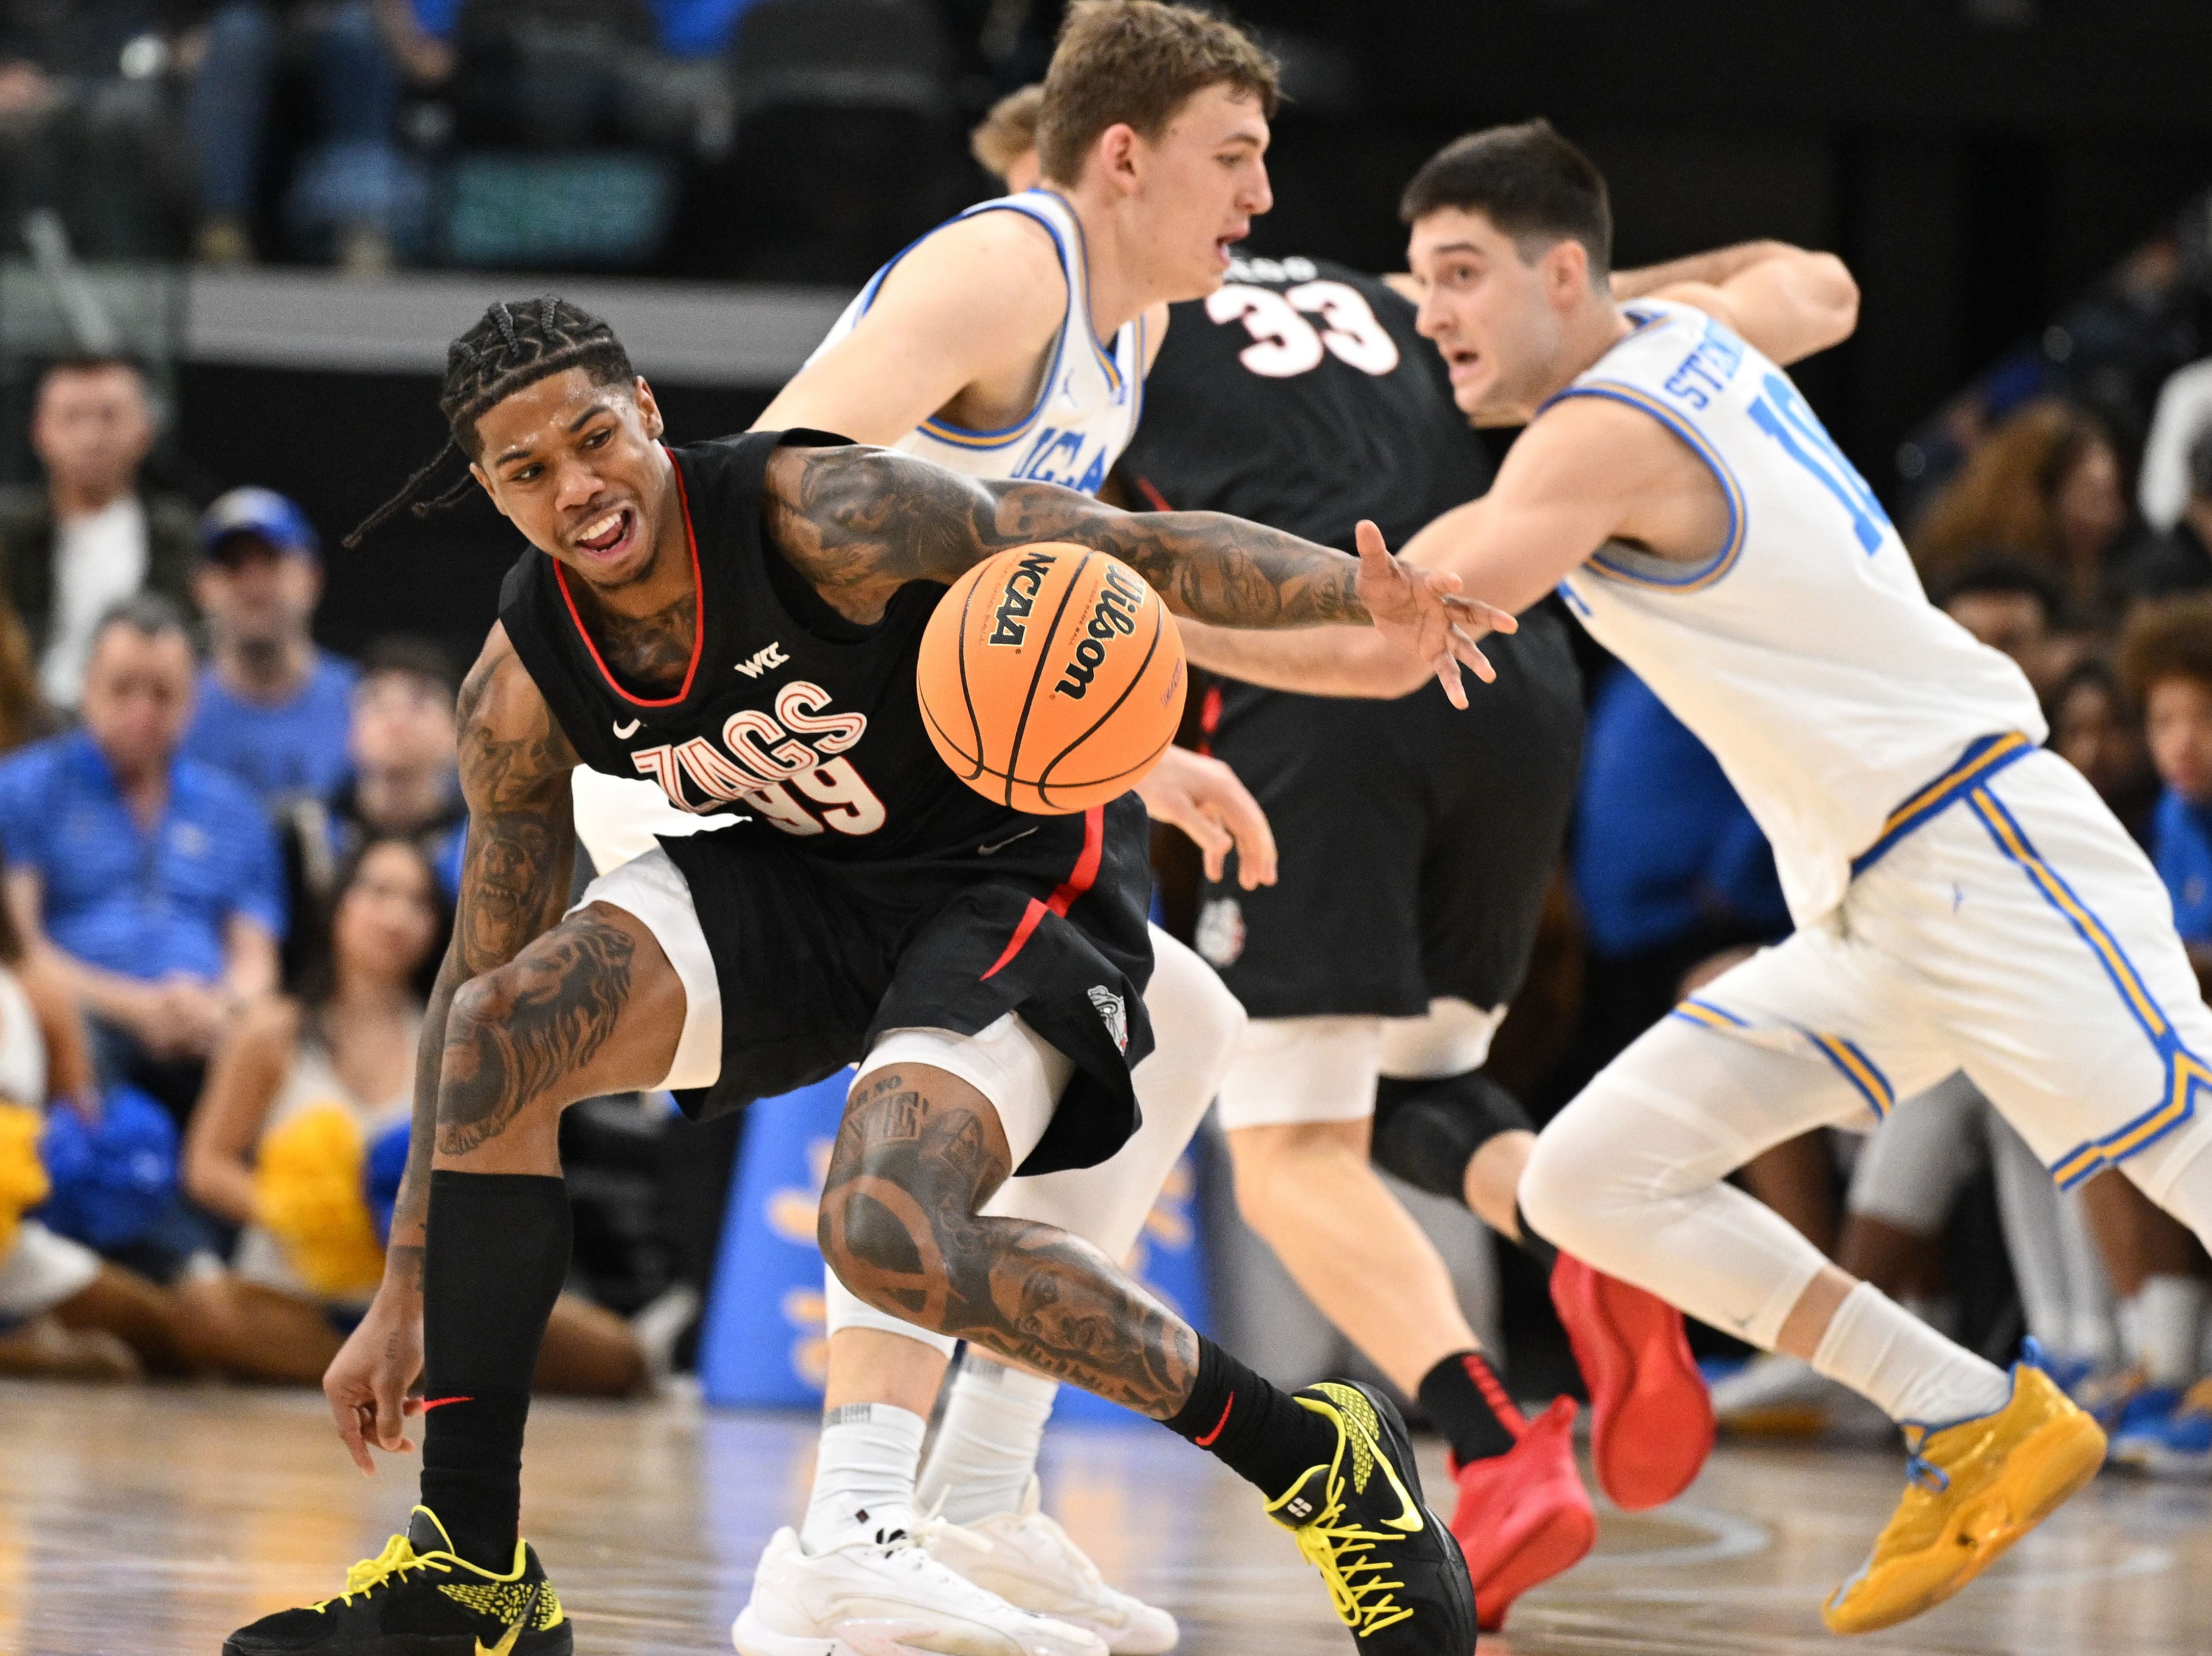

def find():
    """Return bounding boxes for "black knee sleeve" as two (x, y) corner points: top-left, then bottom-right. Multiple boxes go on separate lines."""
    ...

(1370, 1069), (1533, 1204)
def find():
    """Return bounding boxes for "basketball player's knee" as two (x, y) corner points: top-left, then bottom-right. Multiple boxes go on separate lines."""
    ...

(1518, 1106), (1628, 1261)
(439, 969), (569, 1130)
(816, 1182), (920, 1315)
(1369, 1071), (1532, 1203)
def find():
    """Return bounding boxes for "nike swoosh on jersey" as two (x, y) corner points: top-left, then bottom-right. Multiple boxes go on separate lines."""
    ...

(613, 718), (641, 738)
(977, 826), (1040, 855)
(475, 1582), (541, 1656)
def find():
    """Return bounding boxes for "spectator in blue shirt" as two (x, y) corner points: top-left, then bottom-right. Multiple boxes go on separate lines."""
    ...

(182, 489), (359, 810)
(2121, 594), (2212, 984)
(0, 596), (284, 1124)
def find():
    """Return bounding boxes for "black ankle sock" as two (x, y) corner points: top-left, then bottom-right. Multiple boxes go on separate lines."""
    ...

(1418, 1350), (1521, 1464)
(1515, 1199), (1561, 1272)
(420, 1170), (571, 1569)
(1161, 1335), (1337, 1497)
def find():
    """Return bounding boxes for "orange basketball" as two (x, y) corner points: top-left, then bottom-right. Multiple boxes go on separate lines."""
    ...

(918, 543), (1187, 814)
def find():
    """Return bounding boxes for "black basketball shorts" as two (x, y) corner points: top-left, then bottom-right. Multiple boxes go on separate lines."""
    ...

(576, 796), (1157, 1176)
(1195, 602), (1583, 1021)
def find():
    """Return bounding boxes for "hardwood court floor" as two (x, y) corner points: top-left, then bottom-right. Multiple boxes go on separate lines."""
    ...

(2, 1378), (2208, 1654)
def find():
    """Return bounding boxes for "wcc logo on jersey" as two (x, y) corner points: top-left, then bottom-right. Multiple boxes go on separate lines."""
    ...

(1053, 561), (1145, 699)
(733, 641), (791, 679)
(988, 549), (1059, 647)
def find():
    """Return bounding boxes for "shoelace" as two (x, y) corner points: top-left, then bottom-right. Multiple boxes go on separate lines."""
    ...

(912, 1512), (998, 1562)
(1901, 1430), (1951, 1496)
(1291, 1487), (1414, 1638)
(314, 1534), (454, 1611)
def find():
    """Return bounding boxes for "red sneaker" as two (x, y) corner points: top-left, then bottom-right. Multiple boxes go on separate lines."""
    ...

(1450, 1396), (1596, 1632)
(1550, 1254), (1715, 1511)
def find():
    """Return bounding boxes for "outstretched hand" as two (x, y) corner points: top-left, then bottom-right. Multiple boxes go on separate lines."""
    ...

(1353, 520), (1515, 709)
(1136, 746), (1277, 889)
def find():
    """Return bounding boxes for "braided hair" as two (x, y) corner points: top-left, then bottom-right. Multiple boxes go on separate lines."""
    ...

(346, 296), (637, 547)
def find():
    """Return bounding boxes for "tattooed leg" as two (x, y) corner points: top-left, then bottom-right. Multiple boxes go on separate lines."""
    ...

(411, 900), (683, 1563)
(818, 1064), (1200, 1419)
(432, 900), (688, 1175)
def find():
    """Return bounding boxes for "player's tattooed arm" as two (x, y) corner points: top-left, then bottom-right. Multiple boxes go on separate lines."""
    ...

(819, 1069), (1199, 1416)
(771, 443), (1423, 624)
(767, 444), (1507, 703)
(381, 627), (581, 1270)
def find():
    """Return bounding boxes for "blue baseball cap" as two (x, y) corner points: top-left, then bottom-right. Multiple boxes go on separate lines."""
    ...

(198, 487), (320, 563)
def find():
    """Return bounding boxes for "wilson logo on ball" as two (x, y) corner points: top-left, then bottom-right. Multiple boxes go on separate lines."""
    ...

(917, 543), (1186, 814)
(988, 548), (1058, 647)
(1053, 561), (1146, 700)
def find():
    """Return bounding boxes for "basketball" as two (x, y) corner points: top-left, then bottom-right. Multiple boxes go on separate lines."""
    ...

(917, 542), (1187, 814)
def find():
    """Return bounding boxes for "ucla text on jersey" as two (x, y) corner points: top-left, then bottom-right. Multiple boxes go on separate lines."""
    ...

(812, 188), (1145, 498)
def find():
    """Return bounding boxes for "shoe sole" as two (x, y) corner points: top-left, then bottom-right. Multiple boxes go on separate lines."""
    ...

(732, 1607), (863, 1656)
(1342, 1381), (1478, 1653)
(733, 1603), (1082, 1656)
(936, 1557), (1177, 1654)
(1463, 1494), (1597, 1633)
(1822, 1409), (2107, 1635)
(1561, 1265), (1717, 1511)
(223, 1622), (572, 1656)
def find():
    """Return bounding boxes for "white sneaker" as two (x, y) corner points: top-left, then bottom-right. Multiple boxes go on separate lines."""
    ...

(734, 1519), (1110, 1656)
(925, 1481), (1176, 1654)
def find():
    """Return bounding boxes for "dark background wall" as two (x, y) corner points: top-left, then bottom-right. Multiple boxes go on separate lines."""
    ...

(172, 0), (2212, 657)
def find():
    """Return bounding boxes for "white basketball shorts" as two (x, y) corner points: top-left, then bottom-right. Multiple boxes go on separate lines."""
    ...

(1672, 746), (2212, 1192)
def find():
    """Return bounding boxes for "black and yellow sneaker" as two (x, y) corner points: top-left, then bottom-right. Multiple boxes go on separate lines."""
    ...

(1266, 1381), (1477, 1654)
(222, 1507), (571, 1655)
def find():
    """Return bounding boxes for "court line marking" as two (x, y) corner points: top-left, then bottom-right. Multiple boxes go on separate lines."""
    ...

(1571, 1501), (1770, 1570)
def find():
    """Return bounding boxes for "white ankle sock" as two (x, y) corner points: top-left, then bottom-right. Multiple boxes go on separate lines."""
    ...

(916, 1356), (1060, 1525)
(2129, 1274), (2205, 1388)
(800, 1402), (927, 1554)
(1811, 1282), (2013, 1425)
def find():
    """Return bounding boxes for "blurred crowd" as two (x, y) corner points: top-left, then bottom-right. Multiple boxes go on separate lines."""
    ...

(0, 0), (1015, 278)
(0, 351), (706, 1386)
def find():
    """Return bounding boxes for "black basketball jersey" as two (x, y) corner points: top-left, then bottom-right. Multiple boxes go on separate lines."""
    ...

(498, 428), (1037, 864)
(1117, 257), (1493, 554)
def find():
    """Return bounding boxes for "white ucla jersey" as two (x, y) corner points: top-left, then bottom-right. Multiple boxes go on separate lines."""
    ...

(1550, 298), (2046, 925)
(812, 188), (1145, 494)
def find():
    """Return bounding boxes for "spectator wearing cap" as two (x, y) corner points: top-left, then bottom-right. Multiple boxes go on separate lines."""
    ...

(0, 595), (284, 1126)
(181, 488), (359, 810)
(2118, 425), (2212, 604)
(0, 357), (196, 712)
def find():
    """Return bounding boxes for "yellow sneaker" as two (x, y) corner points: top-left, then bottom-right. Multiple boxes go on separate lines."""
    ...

(1822, 1358), (2106, 1634)
(1266, 1381), (1476, 1652)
